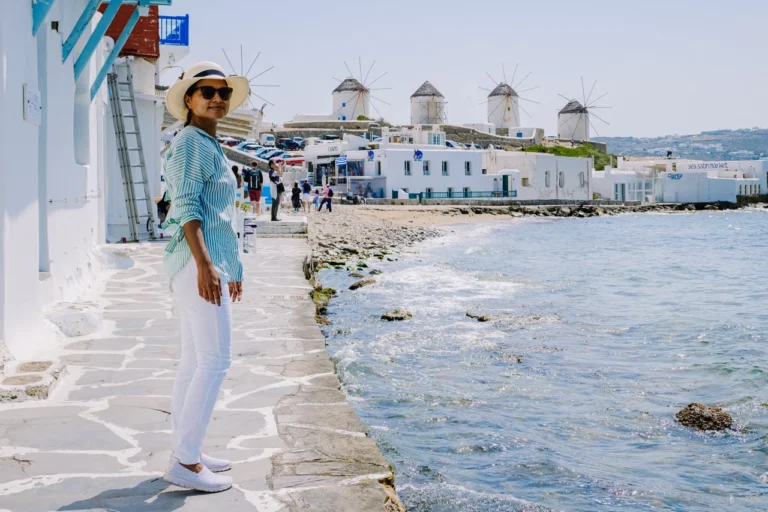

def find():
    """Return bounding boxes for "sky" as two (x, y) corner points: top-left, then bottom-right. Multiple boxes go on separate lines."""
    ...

(161, 0), (768, 138)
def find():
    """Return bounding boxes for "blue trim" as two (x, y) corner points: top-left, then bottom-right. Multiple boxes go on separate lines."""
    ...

(74, 0), (123, 80)
(61, 0), (100, 62)
(90, 6), (141, 100)
(32, 0), (57, 36)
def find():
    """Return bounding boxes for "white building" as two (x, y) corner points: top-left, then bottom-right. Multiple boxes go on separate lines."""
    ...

(302, 135), (371, 187)
(410, 81), (447, 125)
(487, 83), (520, 129)
(333, 78), (369, 121)
(484, 151), (593, 201)
(463, 123), (496, 135)
(558, 100), (590, 141)
(592, 158), (768, 203)
(0, 1), (180, 361)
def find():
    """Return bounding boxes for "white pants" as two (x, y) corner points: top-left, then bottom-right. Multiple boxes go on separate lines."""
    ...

(170, 261), (232, 464)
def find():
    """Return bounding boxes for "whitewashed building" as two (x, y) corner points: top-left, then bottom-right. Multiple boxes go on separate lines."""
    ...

(593, 158), (768, 203)
(0, 1), (179, 361)
(483, 151), (593, 201)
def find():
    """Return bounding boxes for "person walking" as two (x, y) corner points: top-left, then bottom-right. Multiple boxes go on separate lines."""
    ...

(245, 162), (263, 215)
(291, 182), (301, 212)
(301, 179), (312, 213)
(268, 159), (284, 221)
(161, 61), (249, 493)
(230, 165), (242, 188)
(318, 184), (334, 213)
(312, 189), (321, 211)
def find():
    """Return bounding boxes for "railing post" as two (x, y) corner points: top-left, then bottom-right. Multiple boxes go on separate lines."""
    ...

(61, 0), (101, 62)
(73, 0), (123, 80)
(90, 5), (141, 99)
(32, 0), (57, 36)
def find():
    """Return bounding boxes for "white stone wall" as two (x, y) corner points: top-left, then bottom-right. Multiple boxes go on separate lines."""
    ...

(0, 2), (112, 359)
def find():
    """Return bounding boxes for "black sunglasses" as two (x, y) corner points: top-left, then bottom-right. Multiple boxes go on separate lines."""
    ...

(189, 85), (233, 101)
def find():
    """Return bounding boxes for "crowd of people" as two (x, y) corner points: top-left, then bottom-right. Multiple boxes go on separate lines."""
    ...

(225, 159), (338, 218)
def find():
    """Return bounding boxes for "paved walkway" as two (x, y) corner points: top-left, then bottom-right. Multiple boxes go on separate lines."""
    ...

(0, 239), (399, 511)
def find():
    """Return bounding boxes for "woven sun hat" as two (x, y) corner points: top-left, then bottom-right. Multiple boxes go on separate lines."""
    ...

(166, 61), (250, 122)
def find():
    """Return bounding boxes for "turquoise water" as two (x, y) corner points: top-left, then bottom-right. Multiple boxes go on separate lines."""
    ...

(320, 210), (768, 512)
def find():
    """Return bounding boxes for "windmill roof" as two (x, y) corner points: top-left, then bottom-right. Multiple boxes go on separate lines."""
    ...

(333, 77), (364, 93)
(411, 81), (444, 98)
(488, 82), (518, 98)
(559, 100), (589, 114)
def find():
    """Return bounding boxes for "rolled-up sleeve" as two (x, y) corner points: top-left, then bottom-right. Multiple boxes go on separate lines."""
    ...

(165, 134), (205, 226)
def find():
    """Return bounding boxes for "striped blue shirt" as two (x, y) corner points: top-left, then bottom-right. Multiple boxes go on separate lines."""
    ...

(162, 126), (242, 282)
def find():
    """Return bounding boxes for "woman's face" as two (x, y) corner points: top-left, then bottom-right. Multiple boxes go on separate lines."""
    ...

(185, 78), (230, 122)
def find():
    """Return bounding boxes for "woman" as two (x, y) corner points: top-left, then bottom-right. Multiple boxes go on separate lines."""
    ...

(300, 179), (312, 213)
(312, 189), (321, 211)
(161, 61), (249, 493)
(291, 182), (301, 212)
(268, 159), (284, 221)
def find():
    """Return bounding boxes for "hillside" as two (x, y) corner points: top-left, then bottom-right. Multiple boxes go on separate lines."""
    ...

(594, 128), (768, 161)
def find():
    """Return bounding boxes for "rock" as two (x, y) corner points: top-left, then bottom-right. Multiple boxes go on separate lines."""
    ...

(349, 272), (365, 278)
(369, 269), (383, 275)
(459, 208), (470, 215)
(686, 204), (696, 211)
(466, 311), (492, 322)
(326, 259), (346, 267)
(350, 278), (376, 291)
(45, 302), (102, 338)
(704, 204), (718, 210)
(558, 207), (572, 217)
(381, 308), (413, 321)
(675, 403), (733, 431)
(510, 211), (523, 218)
(341, 246), (360, 255)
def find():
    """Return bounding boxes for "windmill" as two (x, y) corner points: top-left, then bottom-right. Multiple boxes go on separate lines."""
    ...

(221, 45), (278, 112)
(331, 58), (390, 121)
(479, 63), (540, 130)
(556, 77), (611, 142)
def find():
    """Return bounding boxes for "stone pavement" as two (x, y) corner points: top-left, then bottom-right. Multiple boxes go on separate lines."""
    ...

(0, 239), (401, 511)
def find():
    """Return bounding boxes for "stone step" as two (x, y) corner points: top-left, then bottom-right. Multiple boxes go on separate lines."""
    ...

(250, 215), (308, 236)
(0, 360), (65, 402)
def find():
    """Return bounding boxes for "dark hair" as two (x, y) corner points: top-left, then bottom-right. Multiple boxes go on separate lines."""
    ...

(183, 83), (197, 127)
(231, 165), (238, 172)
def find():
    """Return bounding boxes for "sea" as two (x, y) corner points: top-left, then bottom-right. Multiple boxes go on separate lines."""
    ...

(318, 209), (768, 512)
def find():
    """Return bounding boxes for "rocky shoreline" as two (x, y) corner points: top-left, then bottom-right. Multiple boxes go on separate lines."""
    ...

(306, 203), (736, 269)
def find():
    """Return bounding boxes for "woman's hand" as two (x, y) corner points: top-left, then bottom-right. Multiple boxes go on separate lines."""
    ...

(229, 281), (243, 302)
(198, 262), (222, 306)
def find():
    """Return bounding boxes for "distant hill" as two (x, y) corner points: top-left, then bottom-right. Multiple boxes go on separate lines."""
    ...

(594, 128), (768, 161)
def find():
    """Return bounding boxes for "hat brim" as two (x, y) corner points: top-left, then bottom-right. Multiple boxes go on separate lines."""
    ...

(166, 75), (250, 122)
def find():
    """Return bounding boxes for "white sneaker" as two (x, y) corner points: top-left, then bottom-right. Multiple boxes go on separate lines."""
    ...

(201, 453), (232, 473)
(164, 461), (232, 492)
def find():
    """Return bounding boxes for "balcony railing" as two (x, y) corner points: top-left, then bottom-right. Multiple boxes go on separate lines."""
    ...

(159, 15), (189, 46)
(423, 190), (518, 199)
